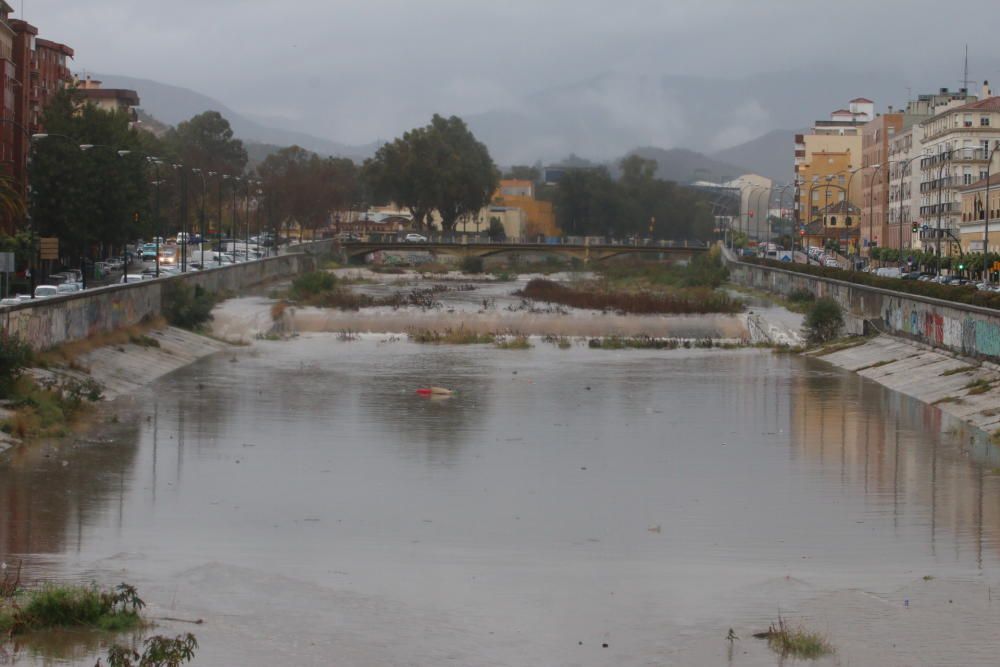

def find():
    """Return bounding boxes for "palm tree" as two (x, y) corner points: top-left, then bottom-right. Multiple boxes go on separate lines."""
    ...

(0, 175), (25, 233)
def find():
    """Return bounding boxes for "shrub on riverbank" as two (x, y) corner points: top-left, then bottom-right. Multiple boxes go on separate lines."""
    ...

(460, 256), (484, 274)
(518, 278), (741, 314)
(0, 333), (32, 398)
(163, 283), (215, 330)
(0, 582), (144, 636)
(804, 297), (844, 344)
(2, 374), (103, 439)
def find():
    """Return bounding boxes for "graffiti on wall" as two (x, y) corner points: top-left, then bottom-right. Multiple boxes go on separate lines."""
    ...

(731, 262), (1000, 361)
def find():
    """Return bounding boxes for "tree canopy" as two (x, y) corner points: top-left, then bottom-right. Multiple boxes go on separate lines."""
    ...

(363, 114), (499, 232)
(553, 156), (715, 240)
(256, 146), (360, 238)
(29, 89), (153, 252)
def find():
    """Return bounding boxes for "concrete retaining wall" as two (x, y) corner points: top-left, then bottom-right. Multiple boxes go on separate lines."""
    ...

(725, 252), (1000, 361)
(0, 241), (330, 350)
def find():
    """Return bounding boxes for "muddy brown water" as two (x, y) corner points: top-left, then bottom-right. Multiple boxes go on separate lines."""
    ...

(2, 334), (1000, 665)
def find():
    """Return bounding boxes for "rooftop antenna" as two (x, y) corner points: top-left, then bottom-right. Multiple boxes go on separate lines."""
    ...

(961, 44), (973, 92)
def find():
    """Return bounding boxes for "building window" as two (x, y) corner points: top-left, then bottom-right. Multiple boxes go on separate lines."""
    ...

(982, 116), (991, 127)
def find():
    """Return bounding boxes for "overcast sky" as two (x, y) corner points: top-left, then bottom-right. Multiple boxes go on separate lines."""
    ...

(19, 0), (1000, 147)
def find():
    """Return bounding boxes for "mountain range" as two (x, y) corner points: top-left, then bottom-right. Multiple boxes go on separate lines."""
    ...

(97, 67), (899, 183)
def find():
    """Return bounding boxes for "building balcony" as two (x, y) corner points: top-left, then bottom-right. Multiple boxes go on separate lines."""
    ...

(920, 149), (986, 169)
(919, 202), (961, 216)
(919, 177), (958, 193)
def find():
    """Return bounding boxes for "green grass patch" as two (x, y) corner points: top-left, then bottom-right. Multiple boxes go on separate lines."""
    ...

(1, 374), (103, 440)
(495, 335), (532, 350)
(941, 365), (977, 377)
(587, 336), (721, 350)
(756, 618), (834, 660)
(0, 582), (145, 636)
(856, 359), (897, 371)
(965, 378), (993, 395)
(409, 329), (496, 345)
(933, 396), (965, 406)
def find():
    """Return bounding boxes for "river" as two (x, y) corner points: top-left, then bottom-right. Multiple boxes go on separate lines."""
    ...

(2, 303), (1000, 664)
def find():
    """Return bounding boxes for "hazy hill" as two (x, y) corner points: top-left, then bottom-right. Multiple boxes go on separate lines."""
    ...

(96, 73), (378, 160)
(619, 147), (747, 184)
(711, 129), (800, 183)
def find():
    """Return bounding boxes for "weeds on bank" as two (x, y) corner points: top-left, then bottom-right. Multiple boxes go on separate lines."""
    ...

(409, 329), (496, 345)
(542, 335), (573, 349)
(0, 582), (144, 636)
(755, 617), (833, 660)
(495, 335), (532, 350)
(933, 396), (965, 406)
(941, 365), (977, 377)
(856, 358), (897, 371)
(965, 378), (993, 395)
(2, 374), (103, 440)
(587, 336), (726, 350)
(518, 278), (741, 315)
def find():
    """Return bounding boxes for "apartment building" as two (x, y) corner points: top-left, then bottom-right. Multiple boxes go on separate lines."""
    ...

(918, 83), (1000, 256)
(75, 75), (140, 120)
(887, 124), (922, 250)
(860, 112), (903, 251)
(0, 3), (16, 177)
(794, 99), (871, 229)
(959, 174), (1000, 253)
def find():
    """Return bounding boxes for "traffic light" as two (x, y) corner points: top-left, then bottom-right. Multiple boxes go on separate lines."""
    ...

(132, 211), (140, 223)
(911, 222), (919, 233)
(958, 262), (965, 271)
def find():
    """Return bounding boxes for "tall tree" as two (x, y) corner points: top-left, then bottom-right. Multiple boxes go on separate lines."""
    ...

(29, 89), (153, 258)
(363, 115), (498, 232)
(257, 147), (360, 240)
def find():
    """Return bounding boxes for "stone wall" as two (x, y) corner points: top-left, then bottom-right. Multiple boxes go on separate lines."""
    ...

(725, 253), (1000, 361)
(0, 245), (325, 350)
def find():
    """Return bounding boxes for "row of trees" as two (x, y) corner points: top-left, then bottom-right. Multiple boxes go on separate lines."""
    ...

(551, 155), (716, 240)
(17, 89), (717, 273)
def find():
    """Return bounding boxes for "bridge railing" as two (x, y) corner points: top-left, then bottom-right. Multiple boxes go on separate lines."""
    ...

(340, 235), (709, 249)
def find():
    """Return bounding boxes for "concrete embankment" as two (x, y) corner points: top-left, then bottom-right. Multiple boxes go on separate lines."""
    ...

(813, 335), (1000, 434)
(723, 247), (1000, 362)
(0, 242), (330, 351)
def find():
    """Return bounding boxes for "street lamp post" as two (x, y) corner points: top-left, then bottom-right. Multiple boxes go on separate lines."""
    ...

(192, 169), (207, 268)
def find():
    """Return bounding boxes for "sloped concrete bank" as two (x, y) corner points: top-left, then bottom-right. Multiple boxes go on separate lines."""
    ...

(722, 247), (1000, 362)
(0, 242), (331, 351)
(813, 335), (1000, 435)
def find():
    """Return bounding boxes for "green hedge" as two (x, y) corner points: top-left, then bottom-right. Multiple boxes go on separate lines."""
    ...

(743, 257), (1000, 310)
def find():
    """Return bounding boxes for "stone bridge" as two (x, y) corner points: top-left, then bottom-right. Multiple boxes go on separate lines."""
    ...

(341, 241), (708, 263)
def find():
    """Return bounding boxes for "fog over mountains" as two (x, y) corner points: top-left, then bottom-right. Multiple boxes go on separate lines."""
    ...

(100, 66), (907, 183)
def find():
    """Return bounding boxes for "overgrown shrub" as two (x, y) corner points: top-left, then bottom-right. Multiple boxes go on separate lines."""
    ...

(518, 278), (742, 314)
(100, 634), (198, 667)
(0, 333), (32, 398)
(459, 256), (484, 274)
(804, 297), (844, 343)
(787, 288), (816, 304)
(681, 249), (729, 288)
(163, 283), (215, 330)
(289, 271), (337, 299)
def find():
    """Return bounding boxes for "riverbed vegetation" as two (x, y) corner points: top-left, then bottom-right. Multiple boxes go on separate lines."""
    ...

(162, 282), (217, 331)
(409, 329), (496, 345)
(0, 581), (145, 636)
(755, 617), (834, 660)
(515, 249), (740, 315)
(803, 297), (844, 344)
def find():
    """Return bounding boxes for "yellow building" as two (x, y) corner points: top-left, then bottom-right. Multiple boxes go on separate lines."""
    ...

(492, 179), (559, 238)
(794, 100), (870, 228)
(958, 173), (1000, 253)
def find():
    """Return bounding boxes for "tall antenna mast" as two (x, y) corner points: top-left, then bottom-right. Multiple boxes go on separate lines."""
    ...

(961, 44), (973, 92)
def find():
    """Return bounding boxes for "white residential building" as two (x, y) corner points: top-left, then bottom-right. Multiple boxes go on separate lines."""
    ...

(918, 83), (1000, 255)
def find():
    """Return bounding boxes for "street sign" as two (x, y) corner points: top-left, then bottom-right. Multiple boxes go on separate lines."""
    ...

(0, 252), (14, 273)
(39, 237), (59, 260)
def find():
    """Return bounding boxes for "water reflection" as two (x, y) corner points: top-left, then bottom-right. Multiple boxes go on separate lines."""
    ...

(1, 339), (999, 665)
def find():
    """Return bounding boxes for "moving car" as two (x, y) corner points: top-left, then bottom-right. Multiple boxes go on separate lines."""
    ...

(56, 283), (81, 294)
(141, 243), (159, 261)
(404, 233), (428, 243)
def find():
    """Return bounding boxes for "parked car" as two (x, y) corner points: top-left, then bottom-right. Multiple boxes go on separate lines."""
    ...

(56, 283), (81, 294)
(0, 297), (21, 306)
(404, 233), (428, 243)
(34, 285), (59, 298)
(122, 274), (147, 283)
